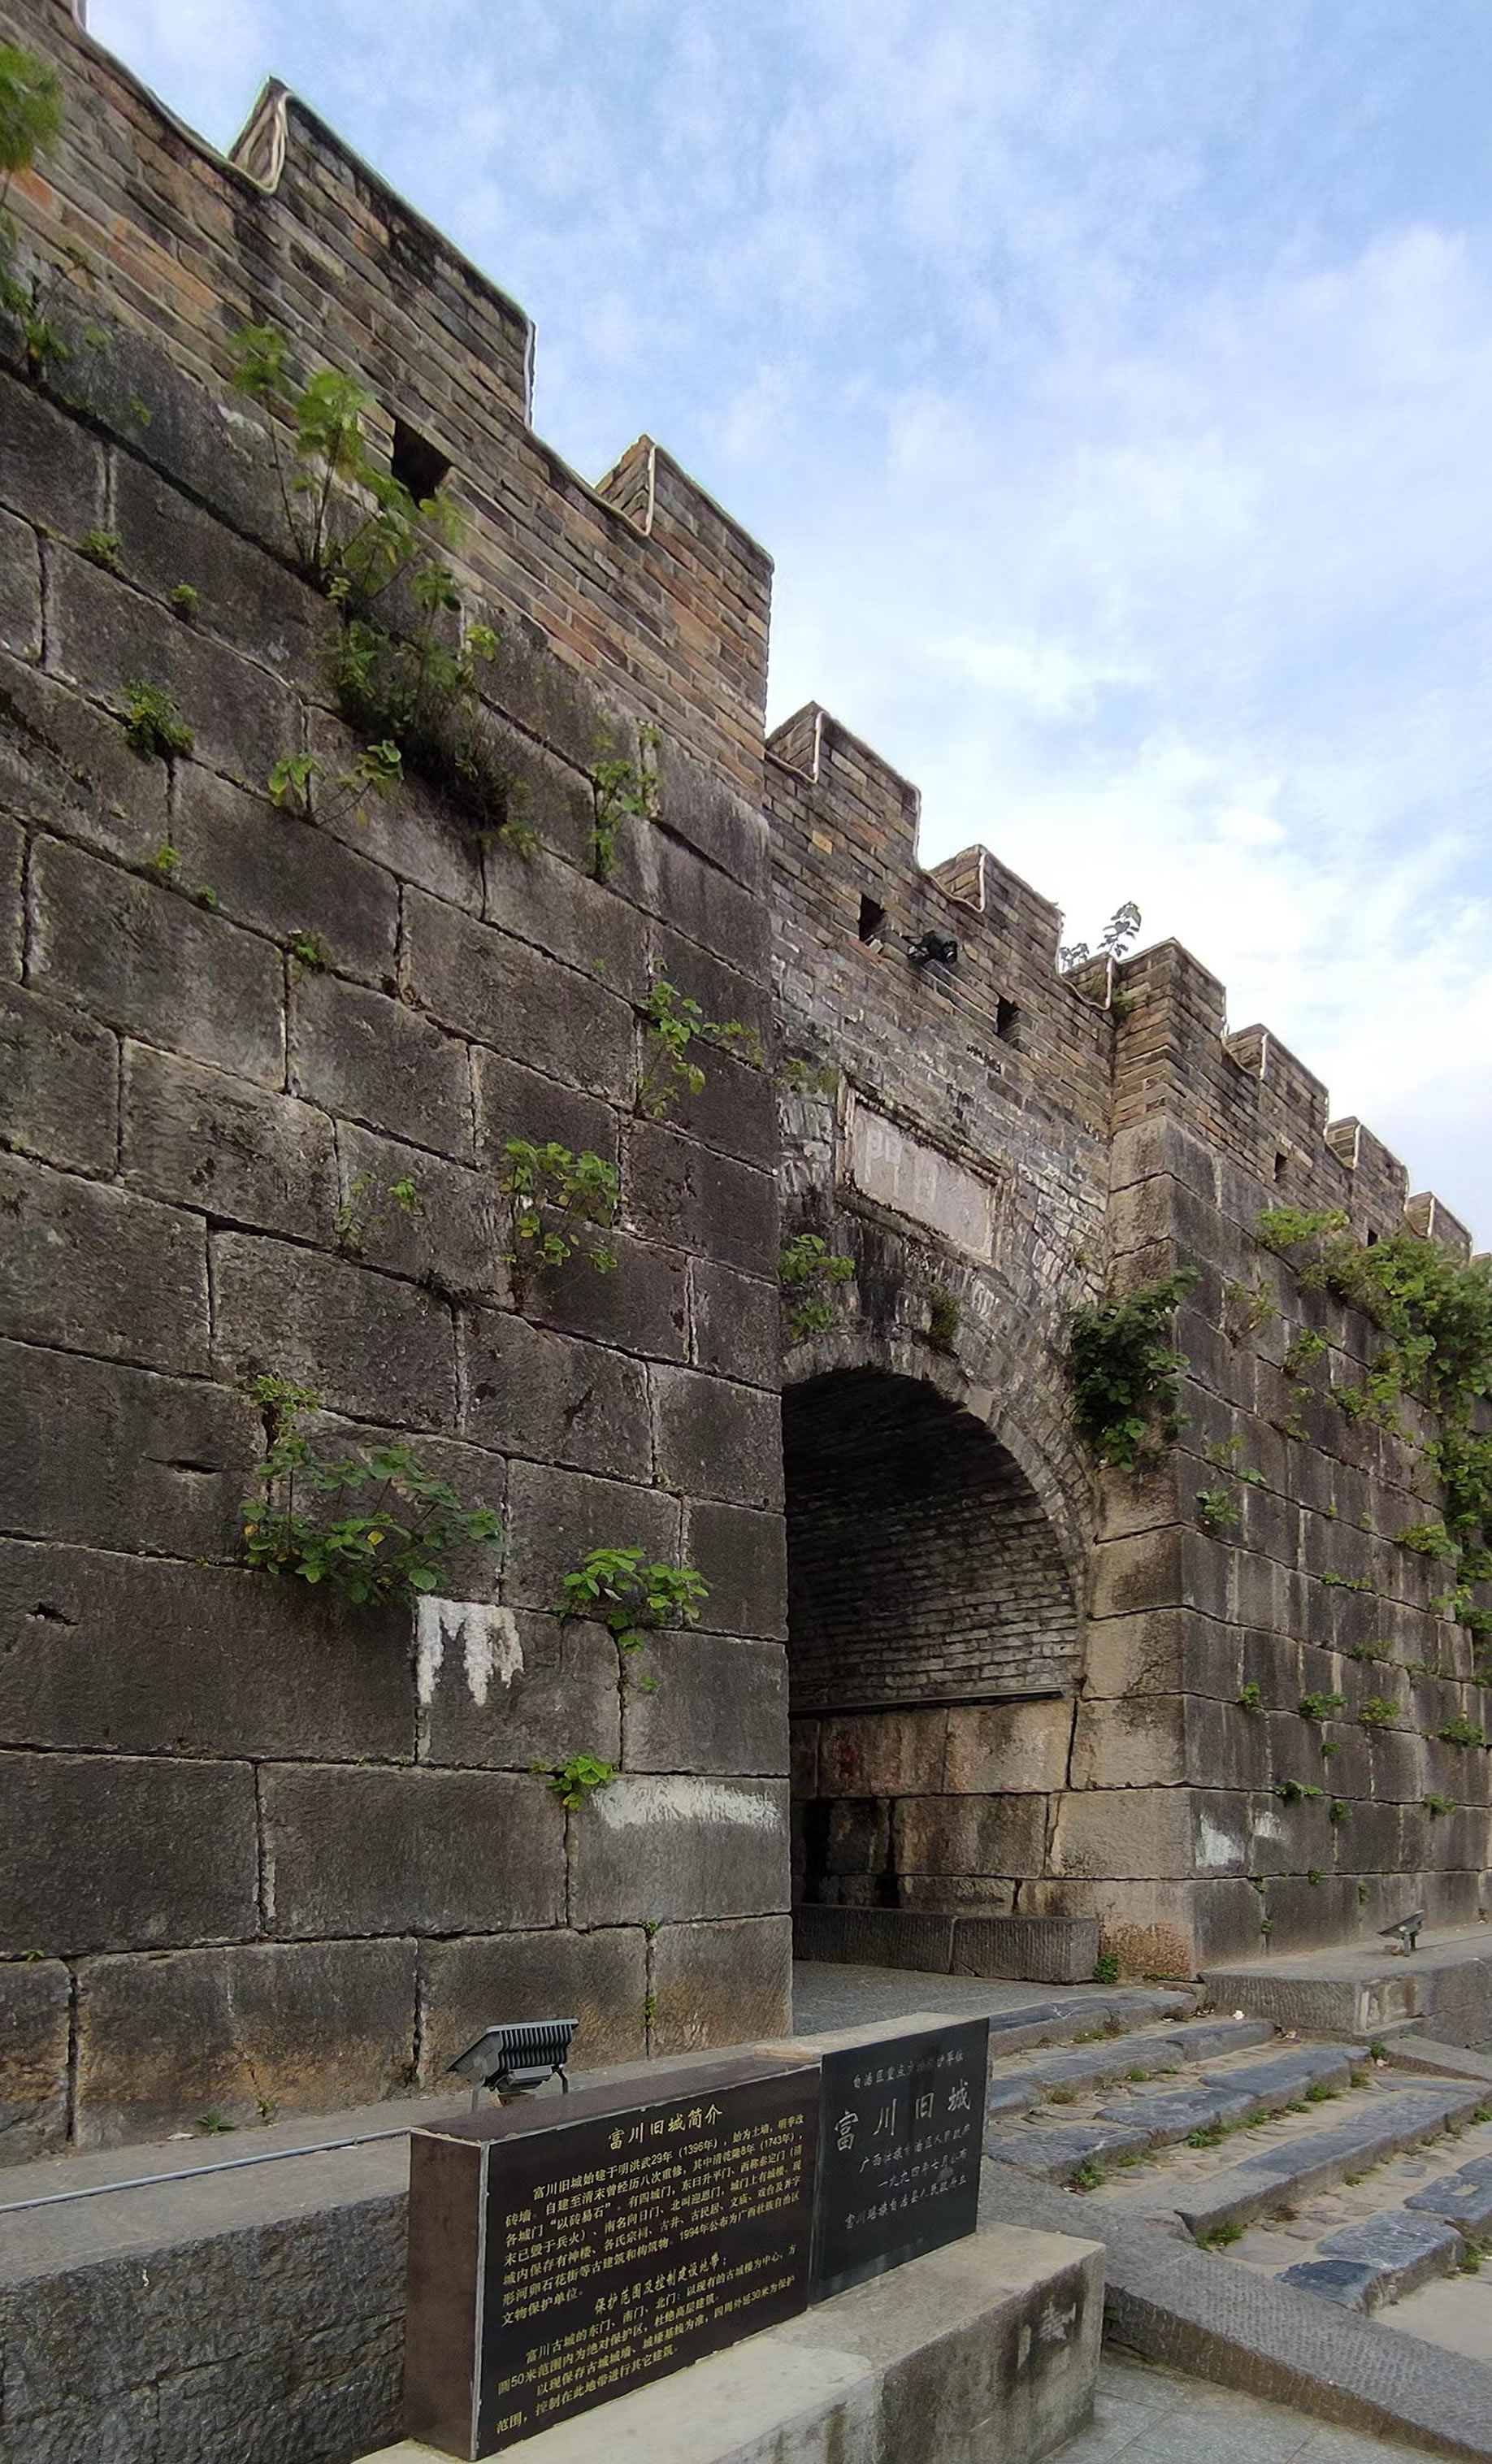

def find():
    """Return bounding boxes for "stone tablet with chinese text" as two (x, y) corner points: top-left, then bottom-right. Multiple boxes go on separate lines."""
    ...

(810, 2015), (988, 2298)
(403, 2056), (820, 2458)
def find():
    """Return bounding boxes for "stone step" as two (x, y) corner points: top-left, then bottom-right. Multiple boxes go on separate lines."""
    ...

(987, 2043), (1368, 2183)
(1202, 1922), (1492, 2052)
(978, 1986), (1195, 2063)
(1280, 2210), (1464, 2311)
(1164, 2084), (1489, 2240)
(1403, 2149), (1492, 2232)
(1093, 2042), (1362, 2151)
(984, 2019), (1275, 2120)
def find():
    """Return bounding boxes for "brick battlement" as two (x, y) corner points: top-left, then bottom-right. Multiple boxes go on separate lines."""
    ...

(3, 1), (772, 797)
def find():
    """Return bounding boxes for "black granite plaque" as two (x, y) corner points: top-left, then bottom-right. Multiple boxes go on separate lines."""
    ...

(404, 2056), (821, 2459)
(809, 2016), (988, 2299)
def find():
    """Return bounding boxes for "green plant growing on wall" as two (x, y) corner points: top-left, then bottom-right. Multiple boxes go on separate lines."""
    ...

(589, 727), (660, 880)
(499, 1139), (620, 1290)
(1298, 1692), (1345, 1721)
(1425, 1793), (1458, 1818)
(1350, 1637), (1391, 1663)
(1091, 1950), (1120, 1985)
(781, 1056), (839, 1099)
(268, 740), (404, 830)
(170, 581), (199, 618)
(779, 1232), (855, 1343)
(533, 1754), (617, 1809)
(1275, 1780), (1324, 1803)
(1236, 1683), (1264, 1711)
(1359, 1697), (1401, 1728)
(1329, 1798), (1352, 1824)
(556, 1546), (709, 1658)
(1206, 1437), (1267, 1487)
(120, 679), (193, 761)
(77, 527), (122, 574)
(230, 323), (530, 852)
(1195, 1488), (1242, 1538)
(1067, 1270), (1199, 1471)
(927, 1288), (961, 1353)
(0, 42), (66, 375)
(1221, 1278), (1276, 1343)
(1396, 1522), (1459, 1561)
(241, 1376), (501, 1606)
(1283, 1327), (1329, 1378)
(1438, 1716), (1486, 1749)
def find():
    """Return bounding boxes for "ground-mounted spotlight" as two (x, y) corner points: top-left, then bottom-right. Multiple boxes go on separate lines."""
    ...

(908, 930), (958, 969)
(448, 2018), (578, 2109)
(1379, 1911), (1424, 1956)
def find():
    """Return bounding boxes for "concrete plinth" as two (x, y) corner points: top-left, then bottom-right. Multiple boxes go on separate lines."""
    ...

(360, 2222), (1101, 2464)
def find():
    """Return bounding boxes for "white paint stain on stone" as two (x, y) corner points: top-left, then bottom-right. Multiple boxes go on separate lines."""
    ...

(592, 1776), (779, 1831)
(1196, 1815), (1241, 1872)
(415, 1599), (523, 1707)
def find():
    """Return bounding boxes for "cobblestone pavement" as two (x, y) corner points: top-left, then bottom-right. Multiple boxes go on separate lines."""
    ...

(1052, 2350), (1433, 2463)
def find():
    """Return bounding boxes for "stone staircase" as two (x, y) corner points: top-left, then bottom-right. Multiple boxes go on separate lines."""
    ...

(980, 2002), (1492, 2335)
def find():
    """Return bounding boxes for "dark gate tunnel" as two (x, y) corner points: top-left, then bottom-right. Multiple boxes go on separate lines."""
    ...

(784, 1369), (1080, 1913)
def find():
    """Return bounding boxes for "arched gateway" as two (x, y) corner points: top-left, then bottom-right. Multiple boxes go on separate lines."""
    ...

(786, 1366), (1082, 1923)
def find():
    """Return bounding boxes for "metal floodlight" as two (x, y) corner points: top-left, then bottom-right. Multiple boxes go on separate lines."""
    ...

(909, 930), (958, 970)
(449, 2019), (578, 2109)
(1380, 1911), (1424, 1956)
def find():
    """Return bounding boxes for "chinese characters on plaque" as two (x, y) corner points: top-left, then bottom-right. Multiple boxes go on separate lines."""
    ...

(810, 2016), (989, 2298)
(403, 2058), (820, 2459)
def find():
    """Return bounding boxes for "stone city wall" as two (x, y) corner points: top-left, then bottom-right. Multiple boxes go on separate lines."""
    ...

(0, 0), (789, 2154)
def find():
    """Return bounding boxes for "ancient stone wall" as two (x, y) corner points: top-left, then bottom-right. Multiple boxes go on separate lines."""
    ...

(0, 0), (788, 2154)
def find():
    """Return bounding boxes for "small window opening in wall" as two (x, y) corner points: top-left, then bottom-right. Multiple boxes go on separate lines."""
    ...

(858, 893), (887, 948)
(1365, 1227), (1379, 1246)
(996, 996), (1019, 1043)
(391, 419), (452, 501)
(1274, 1150), (1290, 1183)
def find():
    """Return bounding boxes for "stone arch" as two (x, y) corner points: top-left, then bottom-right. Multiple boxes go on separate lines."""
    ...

(784, 1356), (1084, 1923)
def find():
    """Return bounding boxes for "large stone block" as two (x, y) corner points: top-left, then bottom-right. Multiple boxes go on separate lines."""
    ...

(501, 1461), (681, 1611)
(893, 1793), (1047, 1881)
(1070, 1694), (1268, 1794)
(483, 839), (650, 1007)
(29, 835), (284, 1086)
(944, 1698), (1073, 1794)
(261, 1765), (564, 1937)
(0, 644), (169, 865)
(0, 367), (106, 532)
(123, 1041), (340, 1241)
(569, 1774), (790, 1924)
(419, 1611), (619, 1771)
(657, 1042), (777, 1171)
(0, 1540), (413, 1761)
(73, 1939), (419, 2146)
(1050, 1785), (1245, 1881)
(0, 505), (40, 660)
(691, 1259), (780, 1387)
(419, 1925), (647, 2081)
(111, 452), (322, 679)
(0, 1152), (208, 1373)
(0, 1958), (69, 2162)
(652, 1913), (793, 2052)
(461, 1309), (653, 1481)
(472, 1048), (620, 1174)
(290, 968), (475, 1160)
(336, 1122), (505, 1302)
(683, 1499), (788, 1640)
(307, 704), (484, 913)
(653, 742), (769, 894)
(652, 1363), (783, 1507)
(0, 1344), (256, 1559)
(171, 762), (400, 985)
(951, 1914), (1100, 1985)
(49, 548), (297, 787)
(625, 1119), (778, 1276)
(518, 1228), (690, 1364)
(0, 1751), (258, 1954)
(819, 1707), (948, 1798)
(623, 1634), (788, 1776)
(212, 1233), (458, 1425)
(404, 888), (633, 1099)
(0, 981), (118, 1173)
(0, 810), (19, 976)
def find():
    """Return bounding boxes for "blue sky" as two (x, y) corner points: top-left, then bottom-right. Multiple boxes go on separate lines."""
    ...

(90, 1), (1492, 1238)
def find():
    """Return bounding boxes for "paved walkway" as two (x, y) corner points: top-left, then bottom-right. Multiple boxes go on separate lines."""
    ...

(1053, 2350), (1433, 2463)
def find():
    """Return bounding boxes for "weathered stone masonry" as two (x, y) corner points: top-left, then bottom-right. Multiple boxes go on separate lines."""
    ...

(0, 0), (789, 2154)
(1, 0), (1489, 2160)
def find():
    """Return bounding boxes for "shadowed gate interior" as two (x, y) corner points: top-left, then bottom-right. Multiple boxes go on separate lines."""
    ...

(786, 1369), (1081, 1921)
